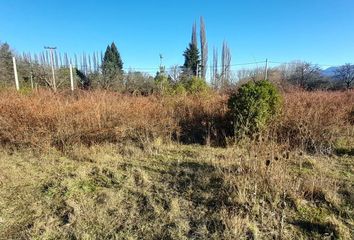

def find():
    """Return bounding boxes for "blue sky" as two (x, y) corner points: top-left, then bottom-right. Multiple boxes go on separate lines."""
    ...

(1, 0), (354, 71)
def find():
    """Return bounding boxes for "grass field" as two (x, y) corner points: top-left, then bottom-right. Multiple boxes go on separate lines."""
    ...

(1, 143), (353, 239)
(0, 90), (353, 239)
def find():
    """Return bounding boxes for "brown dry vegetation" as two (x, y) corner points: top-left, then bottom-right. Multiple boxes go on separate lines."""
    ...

(273, 90), (354, 153)
(0, 90), (234, 152)
(0, 89), (353, 239)
(0, 89), (352, 152)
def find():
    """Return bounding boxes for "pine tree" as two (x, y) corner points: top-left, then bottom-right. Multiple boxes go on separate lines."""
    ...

(183, 43), (200, 76)
(101, 42), (124, 89)
(110, 42), (123, 72)
(102, 42), (123, 77)
(0, 42), (14, 87)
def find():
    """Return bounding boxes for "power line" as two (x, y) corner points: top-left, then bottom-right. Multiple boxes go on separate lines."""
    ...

(0, 56), (344, 70)
(0, 56), (266, 70)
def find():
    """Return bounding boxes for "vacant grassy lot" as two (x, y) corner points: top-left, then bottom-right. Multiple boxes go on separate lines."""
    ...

(0, 142), (353, 239)
(0, 90), (353, 239)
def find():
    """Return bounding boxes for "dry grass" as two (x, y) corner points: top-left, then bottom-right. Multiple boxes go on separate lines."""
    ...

(0, 142), (353, 239)
(0, 89), (353, 239)
(0, 90), (178, 150)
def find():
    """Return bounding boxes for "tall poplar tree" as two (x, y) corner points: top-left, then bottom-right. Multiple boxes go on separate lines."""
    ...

(200, 17), (208, 80)
(183, 24), (200, 77)
(221, 41), (231, 88)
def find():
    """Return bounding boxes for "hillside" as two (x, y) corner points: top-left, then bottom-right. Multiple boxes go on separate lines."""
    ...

(322, 67), (339, 77)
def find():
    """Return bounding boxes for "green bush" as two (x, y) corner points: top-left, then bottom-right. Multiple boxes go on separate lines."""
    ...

(154, 73), (173, 95)
(184, 76), (209, 94)
(228, 80), (282, 138)
(174, 83), (187, 95)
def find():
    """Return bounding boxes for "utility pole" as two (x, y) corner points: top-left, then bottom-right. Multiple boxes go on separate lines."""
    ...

(159, 54), (163, 67)
(12, 57), (19, 91)
(44, 46), (57, 92)
(264, 58), (269, 80)
(159, 54), (165, 73)
(70, 64), (74, 91)
(159, 54), (164, 92)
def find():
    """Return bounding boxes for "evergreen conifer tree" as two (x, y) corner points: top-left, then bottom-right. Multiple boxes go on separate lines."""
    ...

(101, 42), (124, 89)
(102, 42), (123, 76)
(183, 43), (200, 76)
(0, 42), (13, 87)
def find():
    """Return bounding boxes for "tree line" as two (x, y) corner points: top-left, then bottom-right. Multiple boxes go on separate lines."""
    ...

(0, 17), (353, 93)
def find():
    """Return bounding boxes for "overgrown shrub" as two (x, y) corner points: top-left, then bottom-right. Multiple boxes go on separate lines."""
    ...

(0, 90), (177, 150)
(273, 91), (354, 153)
(170, 94), (232, 146)
(184, 76), (209, 93)
(228, 80), (282, 138)
(0, 88), (352, 153)
(0, 90), (228, 150)
(154, 73), (173, 95)
(173, 83), (187, 95)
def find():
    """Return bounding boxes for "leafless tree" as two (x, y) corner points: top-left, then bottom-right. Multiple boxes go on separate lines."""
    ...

(93, 53), (97, 72)
(88, 53), (92, 73)
(221, 41), (231, 89)
(200, 17), (208, 80)
(212, 47), (219, 89)
(237, 67), (264, 83)
(334, 63), (354, 89)
(54, 51), (59, 69)
(191, 21), (197, 48)
(289, 61), (322, 88)
(168, 65), (182, 84)
(64, 53), (69, 67)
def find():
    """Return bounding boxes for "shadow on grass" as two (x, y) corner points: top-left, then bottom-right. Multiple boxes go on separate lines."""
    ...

(133, 159), (233, 237)
(177, 113), (233, 147)
(335, 147), (354, 156)
(291, 220), (338, 239)
(164, 161), (240, 237)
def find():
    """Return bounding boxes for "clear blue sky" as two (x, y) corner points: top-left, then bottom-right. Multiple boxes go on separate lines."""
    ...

(1, 0), (354, 71)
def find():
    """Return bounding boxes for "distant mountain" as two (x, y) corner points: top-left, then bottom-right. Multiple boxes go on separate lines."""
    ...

(321, 67), (338, 77)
